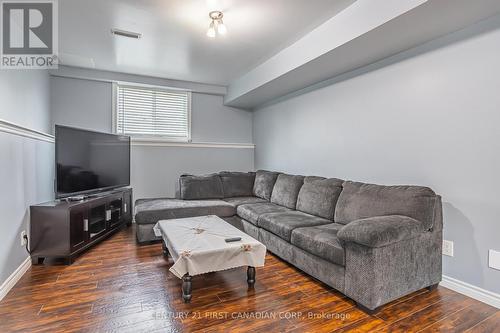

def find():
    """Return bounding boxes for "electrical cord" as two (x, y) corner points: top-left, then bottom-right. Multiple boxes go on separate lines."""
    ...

(24, 235), (32, 254)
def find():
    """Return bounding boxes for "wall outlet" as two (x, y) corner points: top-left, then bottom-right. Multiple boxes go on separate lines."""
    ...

(443, 240), (454, 257)
(20, 230), (27, 246)
(489, 250), (500, 271)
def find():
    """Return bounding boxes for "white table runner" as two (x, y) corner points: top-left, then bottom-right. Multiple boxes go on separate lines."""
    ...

(153, 215), (266, 278)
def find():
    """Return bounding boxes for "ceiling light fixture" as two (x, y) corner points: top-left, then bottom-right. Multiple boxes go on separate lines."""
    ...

(207, 11), (226, 38)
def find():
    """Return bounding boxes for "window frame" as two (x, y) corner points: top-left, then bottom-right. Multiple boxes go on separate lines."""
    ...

(112, 82), (192, 143)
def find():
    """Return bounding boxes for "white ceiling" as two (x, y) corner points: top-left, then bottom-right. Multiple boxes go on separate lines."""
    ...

(58, 0), (355, 86)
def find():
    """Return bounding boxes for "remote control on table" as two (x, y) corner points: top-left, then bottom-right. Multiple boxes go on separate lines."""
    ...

(225, 237), (242, 243)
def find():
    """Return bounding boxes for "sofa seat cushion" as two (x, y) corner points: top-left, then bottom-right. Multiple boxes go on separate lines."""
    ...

(253, 170), (280, 200)
(270, 174), (305, 209)
(259, 211), (331, 242)
(134, 198), (235, 225)
(223, 196), (267, 207)
(291, 223), (345, 266)
(296, 176), (344, 220)
(236, 202), (290, 226)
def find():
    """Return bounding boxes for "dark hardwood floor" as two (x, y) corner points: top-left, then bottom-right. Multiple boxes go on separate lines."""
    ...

(0, 225), (498, 332)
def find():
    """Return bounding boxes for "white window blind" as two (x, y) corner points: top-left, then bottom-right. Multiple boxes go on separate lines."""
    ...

(116, 85), (190, 140)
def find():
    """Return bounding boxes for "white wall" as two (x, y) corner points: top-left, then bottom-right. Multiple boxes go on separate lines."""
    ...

(253, 15), (500, 294)
(0, 71), (51, 133)
(131, 146), (253, 199)
(191, 93), (253, 143)
(0, 71), (53, 285)
(50, 74), (254, 200)
(50, 77), (112, 133)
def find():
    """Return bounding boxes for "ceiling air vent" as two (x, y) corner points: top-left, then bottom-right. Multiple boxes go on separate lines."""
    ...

(111, 29), (142, 39)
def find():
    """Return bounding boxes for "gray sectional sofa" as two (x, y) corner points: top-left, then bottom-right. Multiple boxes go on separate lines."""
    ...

(135, 170), (442, 313)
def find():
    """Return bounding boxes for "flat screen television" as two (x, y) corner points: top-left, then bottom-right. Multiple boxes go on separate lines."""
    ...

(55, 125), (131, 198)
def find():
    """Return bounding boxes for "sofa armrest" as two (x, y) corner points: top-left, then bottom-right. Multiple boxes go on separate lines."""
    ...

(337, 215), (426, 248)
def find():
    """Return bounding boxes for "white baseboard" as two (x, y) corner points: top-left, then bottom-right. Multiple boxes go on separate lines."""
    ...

(441, 275), (500, 309)
(0, 257), (31, 302)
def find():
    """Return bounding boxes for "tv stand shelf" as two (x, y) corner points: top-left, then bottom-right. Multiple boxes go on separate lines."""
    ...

(30, 188), (132, 265)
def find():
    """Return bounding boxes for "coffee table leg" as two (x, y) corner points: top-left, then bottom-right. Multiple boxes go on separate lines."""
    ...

(182, 274), (192, 303)
(162, 241), (169, 257)
(247, 266), (256, 287)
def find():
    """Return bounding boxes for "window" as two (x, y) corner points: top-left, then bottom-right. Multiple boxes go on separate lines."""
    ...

(115, 84), (191, 141)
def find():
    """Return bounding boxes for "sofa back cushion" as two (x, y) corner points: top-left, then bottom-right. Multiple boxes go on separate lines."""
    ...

(179, 174), (224, 200)
(270, 174), (305, 209)
(296, 177), (344, 220)
(253, 170), (280, 200)
(334, 181), (437, 230)
(219, 171), (256, 197)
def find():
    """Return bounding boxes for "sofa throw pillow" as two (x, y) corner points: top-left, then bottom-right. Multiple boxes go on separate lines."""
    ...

(296, 177), (344, 220)
(270, 174), (305, 209)
(219, 171), (256, 197)
(179, 173), (224, 200)
(253, 170), (280, 200)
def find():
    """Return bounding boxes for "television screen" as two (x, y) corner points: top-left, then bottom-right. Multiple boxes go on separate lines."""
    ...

(55, 125), (130, 198)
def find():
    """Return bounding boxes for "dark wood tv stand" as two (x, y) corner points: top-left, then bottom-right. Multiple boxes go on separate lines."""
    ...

(30, 188), (133, 265)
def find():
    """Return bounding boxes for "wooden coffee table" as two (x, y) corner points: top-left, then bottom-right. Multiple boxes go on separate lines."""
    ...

(154, 215), (266, 302)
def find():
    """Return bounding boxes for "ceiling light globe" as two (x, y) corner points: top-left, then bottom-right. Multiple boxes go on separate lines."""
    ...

(207, 22), (216, 38)
(217, 22), (227, 35)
